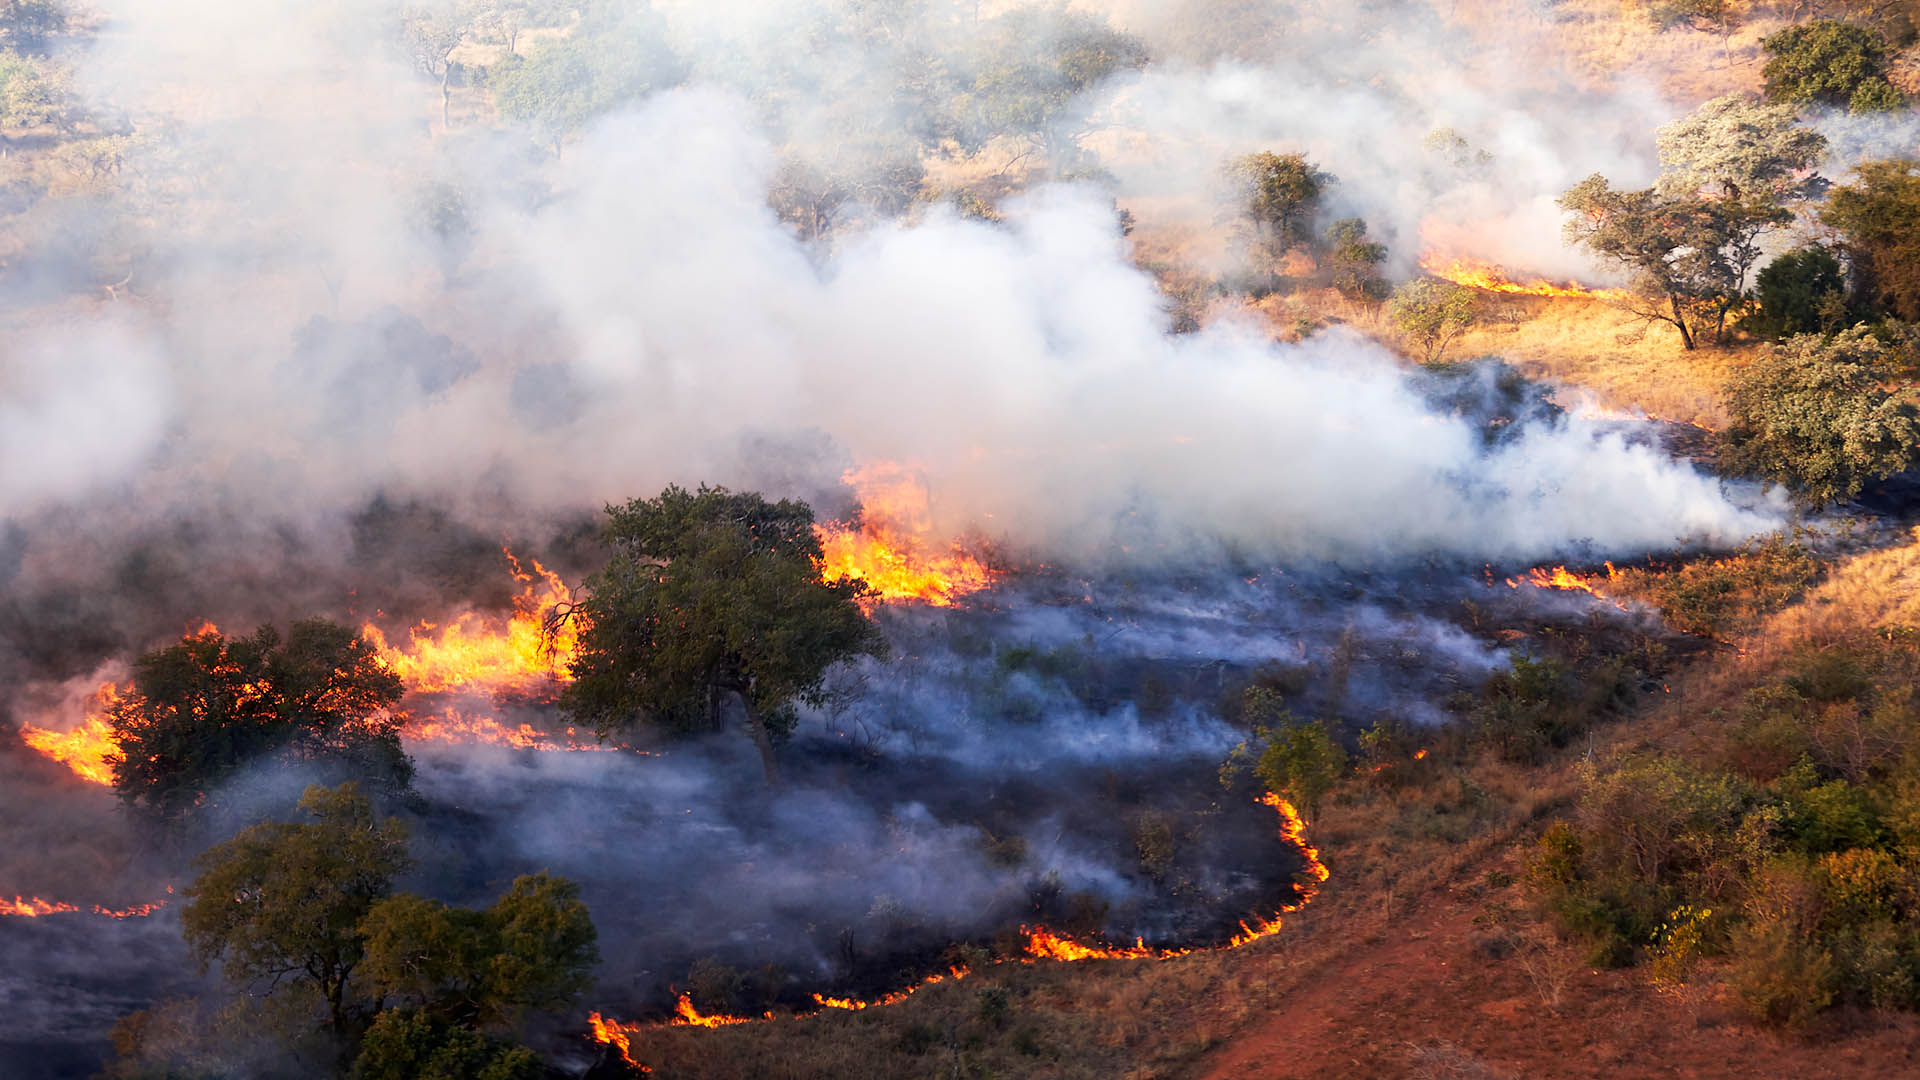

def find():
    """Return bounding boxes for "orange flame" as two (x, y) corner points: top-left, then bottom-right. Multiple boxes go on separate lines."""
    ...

(587, 1011), (652, 1072)
(810, 966), (972, 1010)
(19, 682), (122, 786)
(815, 463), (995, 607)
(1021, 791), (1324, 961)
(1503, 563), (1630, 610)
(671, 993), (754, 1027)
(1, 896), (166, 919)
(400, 710), (616, 753)
(1419, 253), (1628, 302)
(362, 548), (578, 699)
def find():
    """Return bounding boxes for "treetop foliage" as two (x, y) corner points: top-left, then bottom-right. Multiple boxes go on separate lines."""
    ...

(1227, 150), (1330, 260)
(1762, 19), (1908, 112)
(1655, 93), (1828, 202)
(562, 485), (888, 783)
(1388, 278), (1479, 363)
(182, 783), (415, 1033)
(1822, 158), (1920, 321)
(108, 619), (410, 820)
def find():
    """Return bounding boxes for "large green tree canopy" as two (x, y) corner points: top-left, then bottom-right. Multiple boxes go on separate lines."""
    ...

(561, 485), (888, 785)
(181, 783), (415, 1034)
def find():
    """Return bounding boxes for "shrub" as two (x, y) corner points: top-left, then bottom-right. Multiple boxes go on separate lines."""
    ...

(1387, 278), (1478, 363)
(1721, 330), (1920, 507)
(1743, 247), (1852, 340)
(1729, 914), (1838, 1028)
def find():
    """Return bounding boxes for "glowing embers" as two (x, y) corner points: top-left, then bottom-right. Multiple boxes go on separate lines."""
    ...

(815, 463), (996, 607)
(362, 548), (578, 699)
(2, 896), (165, 919)
(1418, 253), (1629, 302)
(401, 710), (614, 753)
(18, 682), (123, 786)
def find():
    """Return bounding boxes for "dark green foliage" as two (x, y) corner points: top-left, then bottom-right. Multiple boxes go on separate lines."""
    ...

(1720, 329), (1920, 506)
(0, 0), (63, 53)
(181, 784), (415, 1034)
(1762, 20), (1906, 112)
(560, 485), (888, 785)
(350, 1009), (543, 1080)
(108, 620), (410, 820)
(1823, 159), (1920, 321)
(1468, 656), (1579, 763)
(1743, 247), (1853, 339)
(1322, 217), (1388, 301)
(359, 872), (599, 1027)
(1220, 687), (1347, 816)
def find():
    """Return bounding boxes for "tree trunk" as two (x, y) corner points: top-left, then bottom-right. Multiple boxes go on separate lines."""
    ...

(440, 66), (452, 129)
(741, 700), (782, 788)
(1669, 295), (1696, 350)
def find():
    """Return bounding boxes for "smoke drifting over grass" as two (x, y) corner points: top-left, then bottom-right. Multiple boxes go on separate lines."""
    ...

(0, 0), (1812, 1075)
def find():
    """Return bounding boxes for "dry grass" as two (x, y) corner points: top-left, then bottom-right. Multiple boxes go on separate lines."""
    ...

(1447, 297), (1762, 427)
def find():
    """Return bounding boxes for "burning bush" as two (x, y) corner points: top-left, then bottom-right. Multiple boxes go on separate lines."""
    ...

(107, 619), (411, 820)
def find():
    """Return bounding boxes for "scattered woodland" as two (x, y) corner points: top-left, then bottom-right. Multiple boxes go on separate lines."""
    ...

(4, 0), (1920, 1078)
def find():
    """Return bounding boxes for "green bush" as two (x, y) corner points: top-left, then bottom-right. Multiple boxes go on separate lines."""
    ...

(1743, 247), (1852, 340)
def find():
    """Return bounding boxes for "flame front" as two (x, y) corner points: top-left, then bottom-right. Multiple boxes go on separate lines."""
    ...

(815, 463), (995, 607)
(1, 896), (165, 919)
(587, 1011), (651, 1072)
(1420, 253), (1628, 302)
(1021, 791), (1325, 961)
(18, 684), (124, 786)
(363, 549), (578, 699)
(810, 966), (971, 1010)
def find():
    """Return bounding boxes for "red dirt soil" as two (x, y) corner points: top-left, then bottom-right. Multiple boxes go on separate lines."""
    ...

(1193, 887), (1920, 1080)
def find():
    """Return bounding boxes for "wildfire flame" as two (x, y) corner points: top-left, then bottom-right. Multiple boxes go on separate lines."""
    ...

(1, 896), (166, 919)
(18, 682), (123, 785)
(671, 993), (755, 1027)
(1419, 254), (1628, 302)
(362, 549), (578, 699)
(400, 710), (616, 753)
(587, 1012), (651, 1072)
(815, 463), (995, 607)
(1020, 790), (1327, 961)
(810, 966), (972, 1010)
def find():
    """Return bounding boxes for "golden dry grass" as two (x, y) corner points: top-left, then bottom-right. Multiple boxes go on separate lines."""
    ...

(1446, 297), (1763, 427)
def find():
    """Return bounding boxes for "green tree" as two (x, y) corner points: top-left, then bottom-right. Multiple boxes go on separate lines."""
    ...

(1822, 159), (1920, 321)
(180, 784), (414, 1035)
(1226, 151), (1330, 266)
(1388, 278), (1479, 362)
(350, 1009), (542, 1080)
(1744, 247), (1852, 340)
(108, 619), (410, 820)
(359, 872), (598, 1027)
(0, 49), (70, 132)
(1322, 217), (1388, 301)
(1560, 174), (1790, 349)
(560, 485), (888, 785)
(1227, 687), (1346, 817)
(953, 6), (1148, 169)
(1721, 328), (1920, 506)
(489, 13), (681, 154)
(1655, 93), (1827, 202)
(1762, 20), (1907, 112)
